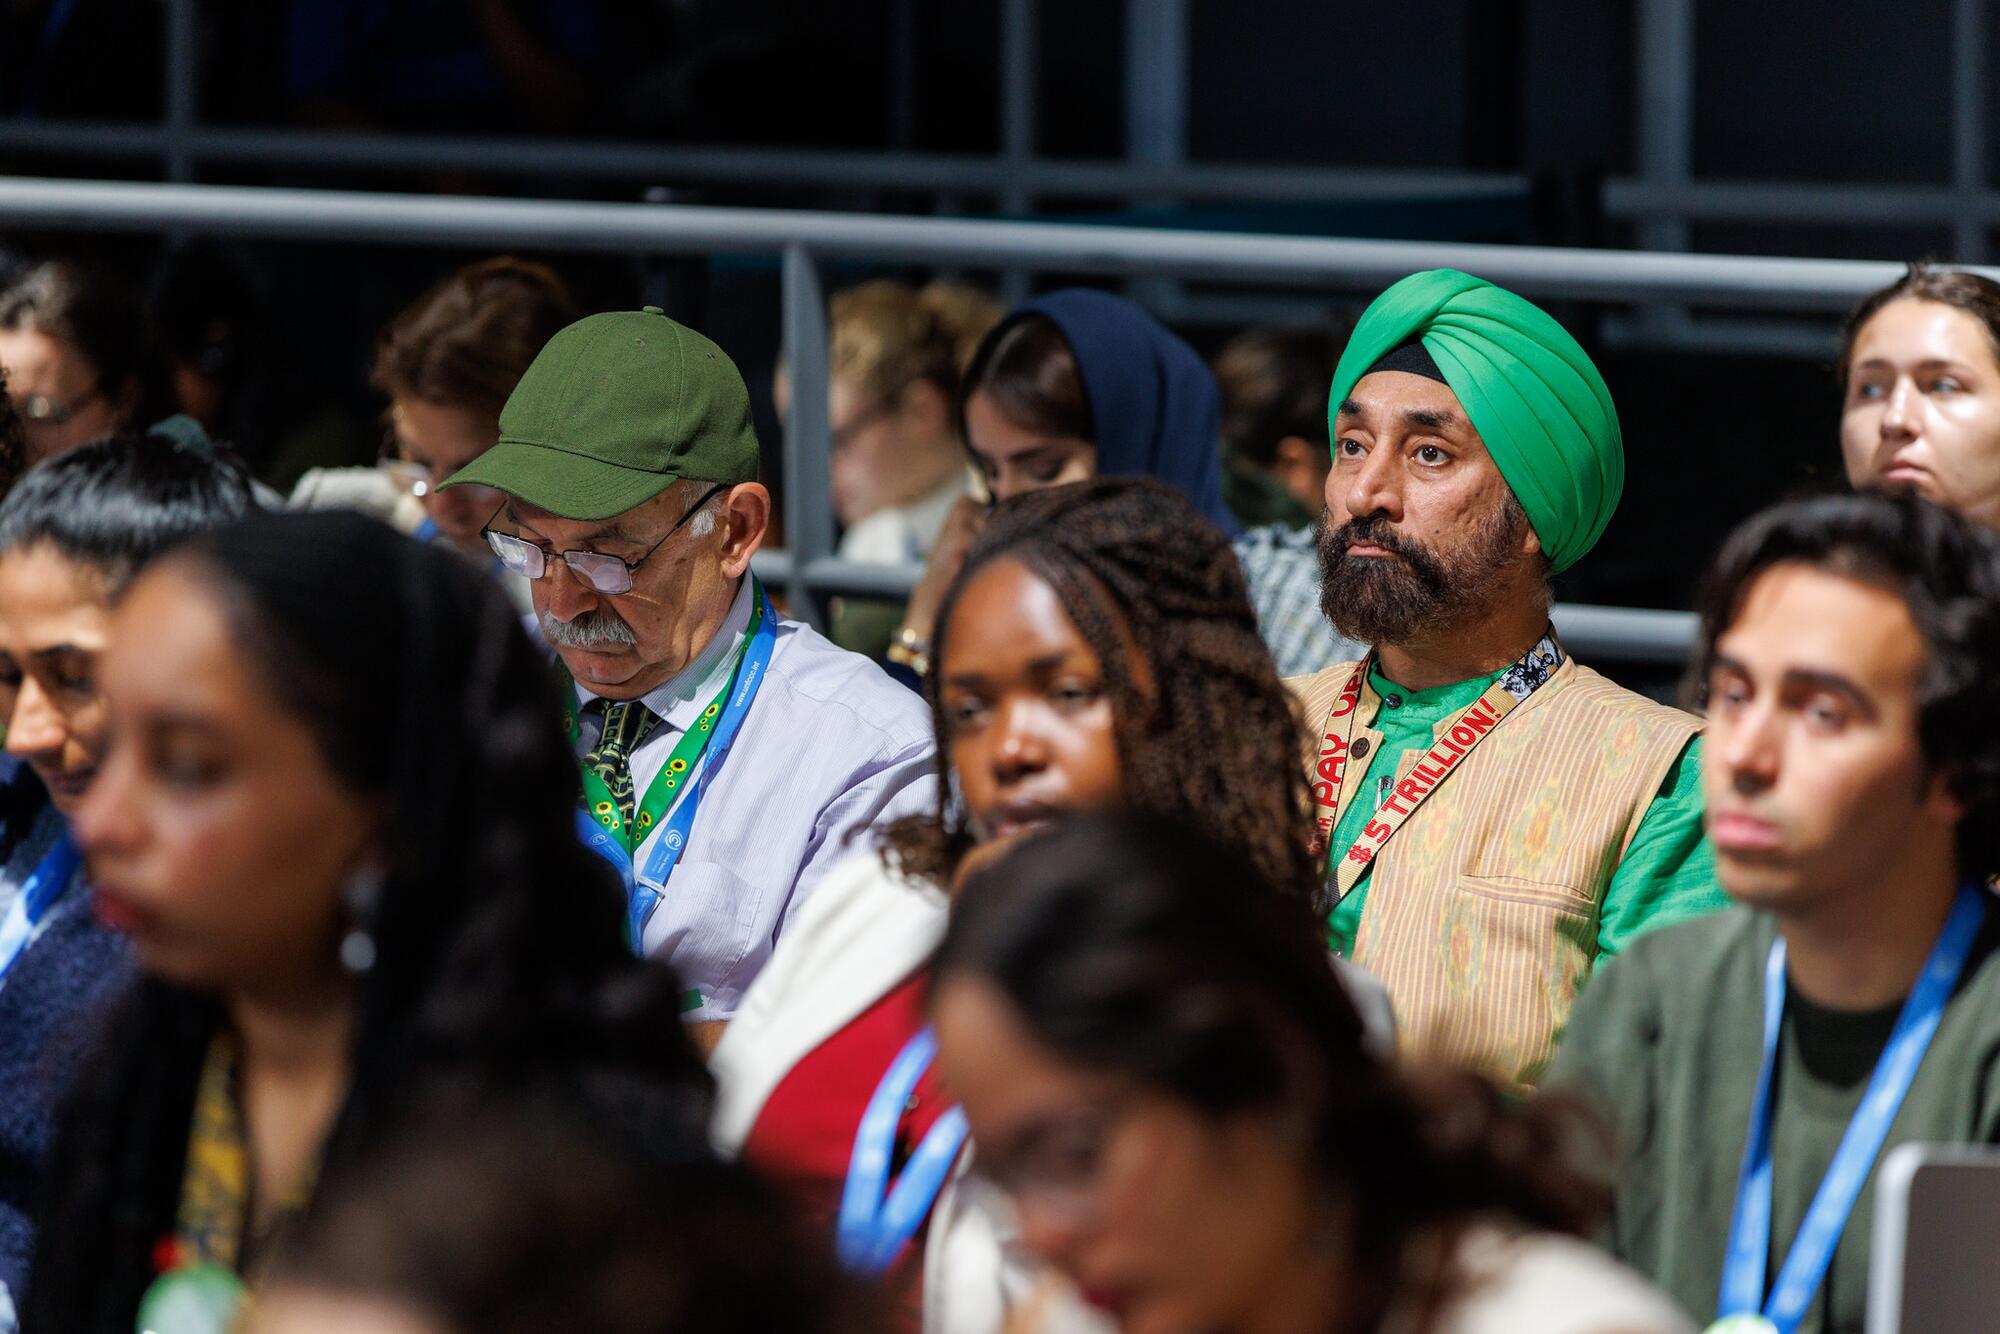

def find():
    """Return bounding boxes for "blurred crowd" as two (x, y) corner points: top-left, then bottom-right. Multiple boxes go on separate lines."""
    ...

(0, 241), (1992, 1334)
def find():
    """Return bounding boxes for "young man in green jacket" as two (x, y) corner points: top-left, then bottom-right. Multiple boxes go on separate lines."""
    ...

(1549, 492), (2000, 1334)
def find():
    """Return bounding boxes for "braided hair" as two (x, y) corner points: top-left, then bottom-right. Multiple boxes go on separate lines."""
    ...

(884, 476), (1321, 909)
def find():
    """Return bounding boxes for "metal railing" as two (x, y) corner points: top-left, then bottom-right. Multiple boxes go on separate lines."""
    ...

(0, 172), (1942, 664)
(4, 0), (1989, 240)
(19, 120), (2000, 233)
(0, 122), (1533, 207)
(5, 0), (1988, 364)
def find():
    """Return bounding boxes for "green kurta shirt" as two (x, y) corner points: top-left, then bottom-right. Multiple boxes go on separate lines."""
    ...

(1547, 901), (2000, 1334)
(1322, 663), (1719, 958)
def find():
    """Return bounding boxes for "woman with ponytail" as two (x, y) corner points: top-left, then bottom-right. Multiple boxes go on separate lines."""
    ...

(930, 812), (1694, 1334)
(21, 511), (709, 1333)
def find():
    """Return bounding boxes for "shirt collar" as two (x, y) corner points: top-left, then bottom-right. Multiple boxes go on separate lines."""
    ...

(901, 472), (968, 539)
(1365, 661), (1505, 717)
(836, 473), (968, 564)
(572, 577), (757, 731)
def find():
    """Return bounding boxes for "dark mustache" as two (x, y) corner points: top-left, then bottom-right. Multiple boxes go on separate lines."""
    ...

(1331, 515), (1429, 563)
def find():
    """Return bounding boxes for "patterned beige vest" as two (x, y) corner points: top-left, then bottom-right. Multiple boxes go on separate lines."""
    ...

(1289, 655), (1700, 1086)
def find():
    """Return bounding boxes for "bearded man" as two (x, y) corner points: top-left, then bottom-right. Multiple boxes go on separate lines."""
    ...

(1291, 268), (1723, 1086)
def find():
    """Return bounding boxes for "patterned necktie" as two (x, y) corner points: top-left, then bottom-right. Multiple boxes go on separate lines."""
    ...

(582, 699), (660, 831)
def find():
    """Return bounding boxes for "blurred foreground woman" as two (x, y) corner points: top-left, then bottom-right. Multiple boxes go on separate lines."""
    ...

(930, 814), (1694, 1334)
(22, 512), (709, 1333)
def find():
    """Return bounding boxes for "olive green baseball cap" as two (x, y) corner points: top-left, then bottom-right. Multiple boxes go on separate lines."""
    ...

(440, 306), (759, 521)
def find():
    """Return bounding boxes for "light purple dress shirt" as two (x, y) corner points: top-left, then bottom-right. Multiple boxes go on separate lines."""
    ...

(570, 577), (936, 1020)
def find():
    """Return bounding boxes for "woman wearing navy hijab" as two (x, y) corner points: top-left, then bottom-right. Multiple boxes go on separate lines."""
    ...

(967, 288), (1239, 528)
(890, 287), (1354, 676)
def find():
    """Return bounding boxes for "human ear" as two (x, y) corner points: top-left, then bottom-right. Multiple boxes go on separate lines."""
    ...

(1922, 767), (1968, 832)
(1519, 513), (1544, 558)
(716, 482), (771, 579)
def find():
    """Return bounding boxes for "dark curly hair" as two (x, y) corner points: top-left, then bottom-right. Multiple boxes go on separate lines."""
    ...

(1686, 491), (2000, 880)
(932, 813), (1609, 1334)
(23, 511), (709, 1332)
(883, 476), (1321, 908)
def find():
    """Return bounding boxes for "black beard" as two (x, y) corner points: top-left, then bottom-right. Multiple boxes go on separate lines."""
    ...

(1316, 503), (1526, 645)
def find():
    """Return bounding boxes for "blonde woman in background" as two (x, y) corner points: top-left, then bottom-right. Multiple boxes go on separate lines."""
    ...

(776, 280), (1000, 660)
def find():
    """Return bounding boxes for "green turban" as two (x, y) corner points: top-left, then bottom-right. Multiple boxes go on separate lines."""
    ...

(1328, 268), (1622, 574)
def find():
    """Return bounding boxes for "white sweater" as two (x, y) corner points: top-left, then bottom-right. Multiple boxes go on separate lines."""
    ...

(710, 851), (1111, 1334)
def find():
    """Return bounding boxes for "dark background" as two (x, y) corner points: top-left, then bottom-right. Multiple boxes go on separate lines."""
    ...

(0, 0), (1950, 615)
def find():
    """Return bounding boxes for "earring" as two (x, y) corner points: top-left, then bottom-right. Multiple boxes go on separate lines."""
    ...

(338, 864), (384, 975)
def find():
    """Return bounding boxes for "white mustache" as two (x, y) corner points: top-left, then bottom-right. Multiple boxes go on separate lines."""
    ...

(540, 608), (637, 649)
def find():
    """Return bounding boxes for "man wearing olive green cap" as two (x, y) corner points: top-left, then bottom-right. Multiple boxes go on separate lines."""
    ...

(1289, 268), (1723, 1086)
(442, 307), (933, 1049)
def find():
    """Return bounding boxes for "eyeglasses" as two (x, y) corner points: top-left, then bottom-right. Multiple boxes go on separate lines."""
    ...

(974, 1094), (1138, 1228)
(482, 483), (729, 596)
(15, 384), (103, 430)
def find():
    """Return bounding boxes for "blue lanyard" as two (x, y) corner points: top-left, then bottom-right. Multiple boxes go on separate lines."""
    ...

(578, 588), (778, 951)
(0, 830), (82, 989)
(1716, 883), (1986, 1332)
(836, 1025), (970, 1276)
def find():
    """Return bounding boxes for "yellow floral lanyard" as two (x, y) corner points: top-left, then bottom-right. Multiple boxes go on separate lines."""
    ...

(140, 1033), (321, 1333)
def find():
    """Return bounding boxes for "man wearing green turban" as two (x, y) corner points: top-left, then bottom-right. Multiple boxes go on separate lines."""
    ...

(1288, 268), (1723, 1087)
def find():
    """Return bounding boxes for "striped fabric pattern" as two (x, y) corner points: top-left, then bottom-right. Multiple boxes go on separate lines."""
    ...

(1290, 657), (1699, 1086)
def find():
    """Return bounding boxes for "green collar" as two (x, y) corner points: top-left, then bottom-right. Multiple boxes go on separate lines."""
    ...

(1365, 662), (1506, 718)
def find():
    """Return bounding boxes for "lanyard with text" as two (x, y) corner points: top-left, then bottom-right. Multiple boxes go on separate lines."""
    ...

(1308, 633), (1564, 902)
(565, 589), (769, 856)
(837, 1024), (970, 1276)
(567, 585), (776, 949)
(0, 829), (80, 989)
(1711, 883), (1986, 1334)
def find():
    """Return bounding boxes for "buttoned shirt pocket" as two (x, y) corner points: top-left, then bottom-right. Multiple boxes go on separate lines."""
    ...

(1455, 868), (1598, 911)
(1385, 871), (1598, 1083)
(1457, 769), (1623, 909)
(1448, 871), (1600, 989)
(636, 859), (774, 1021)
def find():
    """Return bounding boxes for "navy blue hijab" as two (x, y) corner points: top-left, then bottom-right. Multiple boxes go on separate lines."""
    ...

(1012, 288), (1240, 537)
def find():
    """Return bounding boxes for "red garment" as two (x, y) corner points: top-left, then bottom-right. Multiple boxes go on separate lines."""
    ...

(742, 968), (953, 1330)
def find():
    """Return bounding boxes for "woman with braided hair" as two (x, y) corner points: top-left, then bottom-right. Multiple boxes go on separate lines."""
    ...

(711, 477), (1390, 1334)
(888, 474), (1321, 904)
